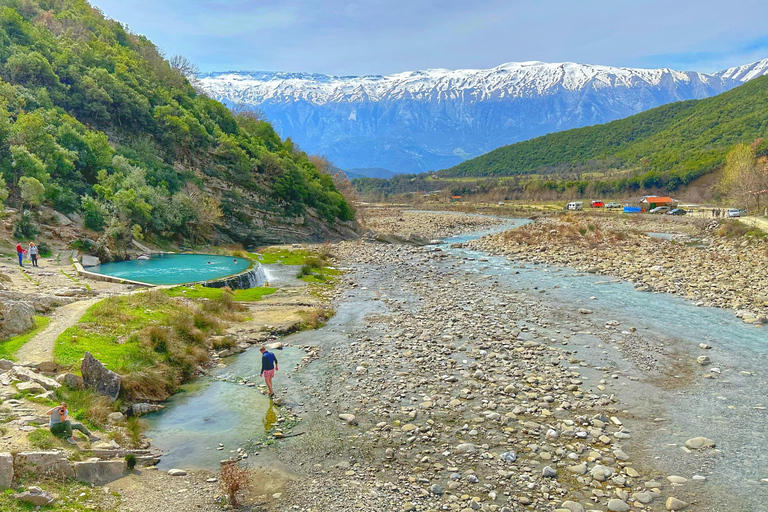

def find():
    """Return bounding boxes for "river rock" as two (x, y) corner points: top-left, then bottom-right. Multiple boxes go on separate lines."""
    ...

(696, 355), (710, 366)
(542, 466), (557, 477)
(13, 486), (54, 506)
(81, 352), (121, 401)
(578, 308), (593, 314)
(168, 469), (187, 476)
(455, 443), (477, 454)
(665, 497), (690, 510)
(607, 499), (630, 512)
(107, 412), (125, 423)
(339, 413), (357, 425)
(560, 501), (584, 512)
(685, 437), (715, 450)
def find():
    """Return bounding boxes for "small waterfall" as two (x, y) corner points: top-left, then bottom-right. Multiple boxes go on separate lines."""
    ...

(204, 262), (267, 290)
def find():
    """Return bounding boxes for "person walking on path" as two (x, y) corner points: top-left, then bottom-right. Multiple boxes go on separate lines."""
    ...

(260, 346), (278, 397)
(28, 242), (39, 267)
(15, 241), (25, 267)
(46, 402), (100, 445)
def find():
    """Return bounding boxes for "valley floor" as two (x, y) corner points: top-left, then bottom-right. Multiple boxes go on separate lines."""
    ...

(5, 209), (766, 512)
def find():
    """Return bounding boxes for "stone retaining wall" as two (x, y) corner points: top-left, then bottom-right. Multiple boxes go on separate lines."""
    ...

(1, 451), (131, 488)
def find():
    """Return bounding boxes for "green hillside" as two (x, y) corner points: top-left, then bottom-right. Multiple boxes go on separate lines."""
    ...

(438, 75), (768, 191)
(0, 0), (353, 254)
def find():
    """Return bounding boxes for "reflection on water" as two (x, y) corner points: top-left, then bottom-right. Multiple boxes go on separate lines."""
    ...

(144, 346), (305, 469)
(263, 400), (277, 432)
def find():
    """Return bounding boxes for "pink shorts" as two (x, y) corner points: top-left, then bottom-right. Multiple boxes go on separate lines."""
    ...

(263, 369), (275, 379)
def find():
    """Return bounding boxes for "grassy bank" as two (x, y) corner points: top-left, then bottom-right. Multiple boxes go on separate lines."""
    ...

(253, 246), (341, 284)
(0, 316), (51, 360)
(54, 289), (252, 401)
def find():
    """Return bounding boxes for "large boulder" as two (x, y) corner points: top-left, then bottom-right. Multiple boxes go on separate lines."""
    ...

(80, 255), (101, 267)
(74, 459), (127, 485)
(0, 300), (35, 337)
(81, 352), (121, 401)
(0, 452), (12, 489)
(9, 367), (60, 390)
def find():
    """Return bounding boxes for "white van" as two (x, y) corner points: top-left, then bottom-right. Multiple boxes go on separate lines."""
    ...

(565, 201), (583, 211)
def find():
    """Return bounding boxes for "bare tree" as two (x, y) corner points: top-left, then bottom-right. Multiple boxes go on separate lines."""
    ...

(170, 55), (202, 91)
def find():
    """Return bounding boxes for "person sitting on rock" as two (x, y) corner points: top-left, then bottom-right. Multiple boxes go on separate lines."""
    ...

(46, 402), (100, 445)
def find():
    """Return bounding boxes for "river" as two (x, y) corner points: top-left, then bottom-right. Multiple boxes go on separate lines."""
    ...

(146, 215), (767, 510)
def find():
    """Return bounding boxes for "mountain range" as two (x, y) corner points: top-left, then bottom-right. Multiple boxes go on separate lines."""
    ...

(198, 59), (768, 174)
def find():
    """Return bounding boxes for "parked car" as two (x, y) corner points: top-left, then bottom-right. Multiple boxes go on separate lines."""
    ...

(727, 208), (743, 218)
(565, 201), (583, 211)
(591, 200), (605, 208)
(605, 202), (622, 209)
(666, 208), (687, 216)
(649, 206), (671, 214)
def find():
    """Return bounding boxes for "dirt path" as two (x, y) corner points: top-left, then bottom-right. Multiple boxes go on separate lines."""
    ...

(743, 215), (768, 231)
(15, 297), (100, 363)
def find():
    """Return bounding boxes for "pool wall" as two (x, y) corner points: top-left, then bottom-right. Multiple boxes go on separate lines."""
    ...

(75, 258), (267, 289)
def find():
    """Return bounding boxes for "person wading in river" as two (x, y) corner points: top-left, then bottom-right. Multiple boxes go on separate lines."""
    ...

(260, 346), (278, 397)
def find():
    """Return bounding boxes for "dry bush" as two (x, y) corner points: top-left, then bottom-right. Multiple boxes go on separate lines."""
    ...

(211, 335), (237, 350)
(300, 308), (333, 330)
(220, 461), (251, 507)
(122, 364), (178, 401)
(169, 313), (206, 344)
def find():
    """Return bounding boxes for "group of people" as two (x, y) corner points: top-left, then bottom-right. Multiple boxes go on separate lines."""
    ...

(15, 241), (40, 267)
(711, 208), (728, 218)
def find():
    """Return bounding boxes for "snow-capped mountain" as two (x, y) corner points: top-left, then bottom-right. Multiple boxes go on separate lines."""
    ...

(199, 59), (768, 174)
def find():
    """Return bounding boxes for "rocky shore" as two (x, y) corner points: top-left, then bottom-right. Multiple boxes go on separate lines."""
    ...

(465, 215), (768, 324)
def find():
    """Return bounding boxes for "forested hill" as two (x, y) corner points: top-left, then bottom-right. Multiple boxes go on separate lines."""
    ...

(438, 75), (768, 191)
(0, 0), (355, 254)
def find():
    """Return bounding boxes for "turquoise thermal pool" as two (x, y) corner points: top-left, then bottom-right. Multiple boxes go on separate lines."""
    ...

(88, 254), (251, 286)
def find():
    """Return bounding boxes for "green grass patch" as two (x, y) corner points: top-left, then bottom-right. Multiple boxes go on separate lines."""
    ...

(251, 248), (311, 265)
(0, 316), (50, 360)
(164, 284), (277, 301)
(28, 428), (60, 450)
(54, 291), (187, 371)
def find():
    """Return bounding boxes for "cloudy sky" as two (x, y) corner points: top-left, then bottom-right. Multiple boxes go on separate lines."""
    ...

(92, 0), (768, 75)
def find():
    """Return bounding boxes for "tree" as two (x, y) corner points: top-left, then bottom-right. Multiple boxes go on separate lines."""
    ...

(0, 175), (8, 205)
(721, 143), (768, 212)
(19, 176), (45, 207)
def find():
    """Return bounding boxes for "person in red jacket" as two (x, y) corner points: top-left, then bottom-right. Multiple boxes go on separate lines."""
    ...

(15, 242), (24, 267)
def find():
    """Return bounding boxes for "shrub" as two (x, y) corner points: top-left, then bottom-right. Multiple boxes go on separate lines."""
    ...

(125, 453), (137, 470)
(297, 265), (314, 278)
(37, 241), (52, 257)
(121, 365), (178, 401)
(13, 211), (39, 239)
(219, 461), (250, 507)
(126, 417), (145, 447)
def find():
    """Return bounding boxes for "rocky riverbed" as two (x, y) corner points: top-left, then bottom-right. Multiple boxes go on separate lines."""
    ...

(465, 214), (768, 324)
(245, 214), (721, 512)
(362, 207), (506, 241)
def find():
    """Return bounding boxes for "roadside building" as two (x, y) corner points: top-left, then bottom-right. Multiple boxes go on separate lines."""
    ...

(639, 196), (676, 212)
